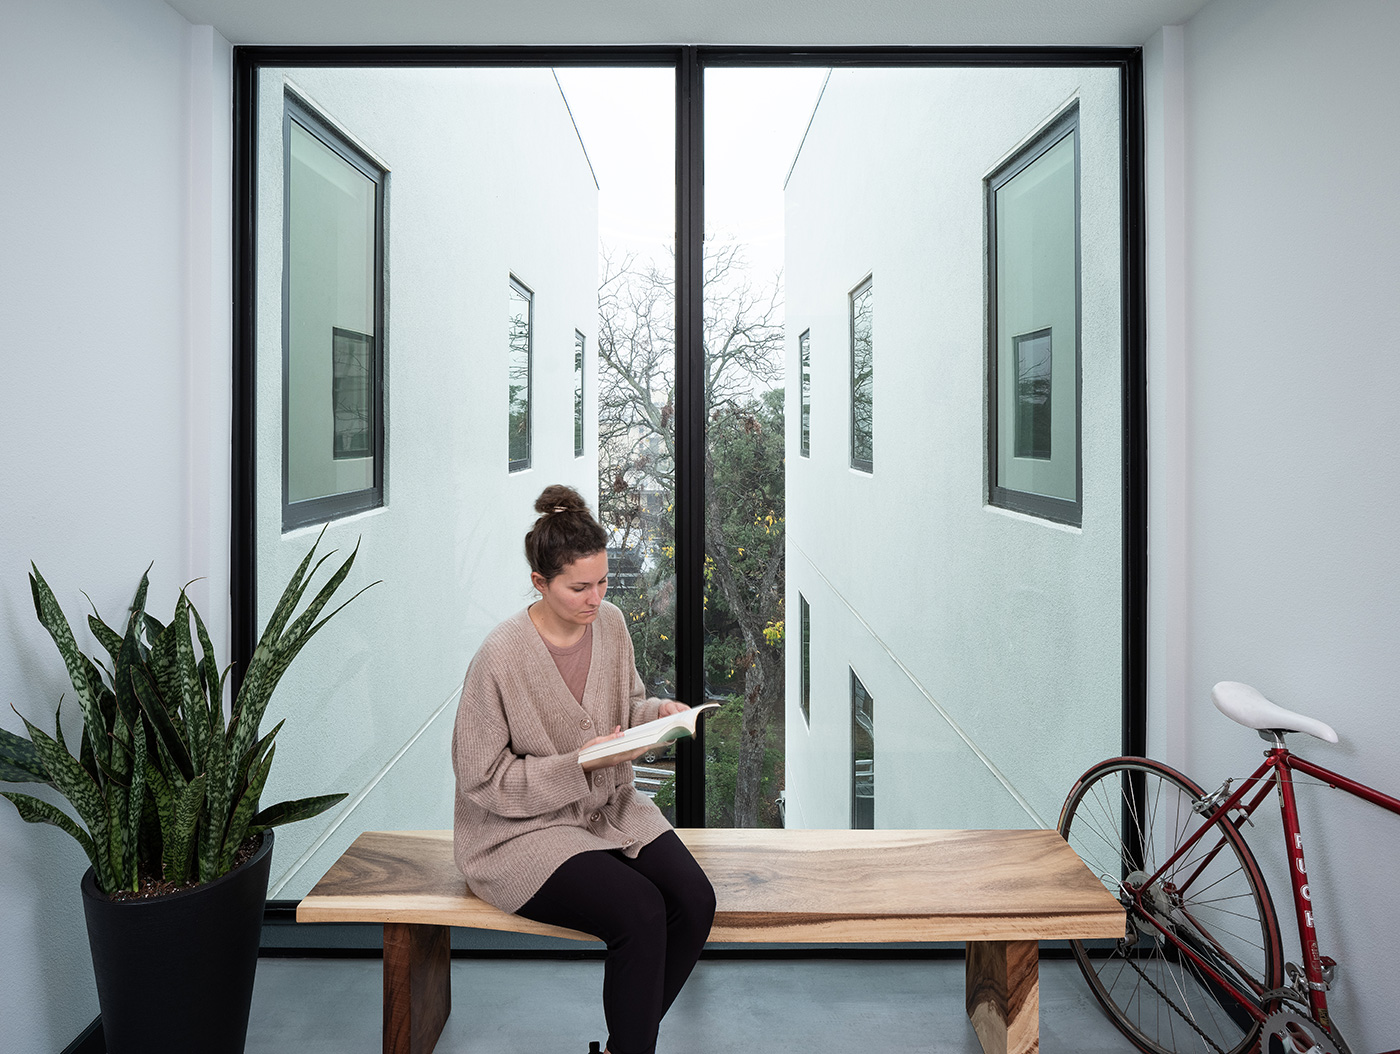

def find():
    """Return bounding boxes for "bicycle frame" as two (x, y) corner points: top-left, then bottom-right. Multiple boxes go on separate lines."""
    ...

(1126, 742), (1400, 1049)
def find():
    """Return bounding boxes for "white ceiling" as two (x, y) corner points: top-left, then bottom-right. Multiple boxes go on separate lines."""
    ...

(162, 0), (1209, 48)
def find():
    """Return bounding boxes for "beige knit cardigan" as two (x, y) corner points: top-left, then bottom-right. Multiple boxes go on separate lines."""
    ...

(451, 601), (674, 913)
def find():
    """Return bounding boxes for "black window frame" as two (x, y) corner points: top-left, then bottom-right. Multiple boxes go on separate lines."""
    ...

(850, 667), (874, 830)
(799, 593), (811, 725)
(280, 91), (387, 532)
(507, 275), (534, 473)
(849, 276), (874, 473)
(233, 45), (1148, 838)
(986, 103), (1082, 526)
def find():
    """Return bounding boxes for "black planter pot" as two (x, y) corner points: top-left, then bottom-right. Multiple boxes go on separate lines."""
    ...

(80, 831), (273, 1054)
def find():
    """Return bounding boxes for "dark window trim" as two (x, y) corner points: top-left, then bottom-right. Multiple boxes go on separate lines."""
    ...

(507, 274), (534, 473)
(280, 90), (387, 532)
(232, 43), (1148, 835)
(849, 276), (874, 473)
(799, 593), (811, 726)
(985, 101), (1082, 527)
(799, 328), (811, 458)
(850, 667), (874, 829)
(574, 329), (586, 459)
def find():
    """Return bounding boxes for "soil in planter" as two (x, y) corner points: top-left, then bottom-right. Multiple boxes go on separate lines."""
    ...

(106, 836), (261, 901)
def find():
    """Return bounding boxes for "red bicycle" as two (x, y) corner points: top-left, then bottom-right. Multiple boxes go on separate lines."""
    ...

(1058, 681), (1400, 1054)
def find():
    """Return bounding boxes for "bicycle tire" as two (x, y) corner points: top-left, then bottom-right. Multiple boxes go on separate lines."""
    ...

(1058, 757), (1285, 1054)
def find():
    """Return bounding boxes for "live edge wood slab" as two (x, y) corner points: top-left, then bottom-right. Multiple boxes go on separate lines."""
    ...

(298, 828), (1124, 1054)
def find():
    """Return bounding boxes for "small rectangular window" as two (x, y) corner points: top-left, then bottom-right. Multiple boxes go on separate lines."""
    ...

(849, 279), (873, 472)
(574, 329), (586, 459)
(799, 329), (811, 458)
(282, 93), (386, 531)
(799, 594), (811, 725)
(851, 668), (873, 829)
(508, 277), (533, 472)
(987, 104), (1081, 525)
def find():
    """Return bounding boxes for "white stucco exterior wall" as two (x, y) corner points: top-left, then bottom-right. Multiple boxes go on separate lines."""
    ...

(251, 67), (600, 899)
(0, 2), (232, 1051)
(1161, 0), (1400, 1045)
(782, 67), (1123, 833)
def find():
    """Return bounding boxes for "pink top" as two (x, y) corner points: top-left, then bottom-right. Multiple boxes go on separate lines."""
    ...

(541, 623), (593, 704)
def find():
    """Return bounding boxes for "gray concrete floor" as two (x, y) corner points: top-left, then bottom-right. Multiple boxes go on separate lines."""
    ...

(246, 956), (1140, 1053)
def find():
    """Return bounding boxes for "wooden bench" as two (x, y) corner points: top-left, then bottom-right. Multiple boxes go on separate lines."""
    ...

(297, 828), (1124, 1054)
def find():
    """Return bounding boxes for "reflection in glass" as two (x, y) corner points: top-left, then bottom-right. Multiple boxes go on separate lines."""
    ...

(851, 670), (874, 829)
(1014, 329), (1052, 460)
(850, 279), (873, 472)
(799, 329), (811, 457)
(574, 330), (586, 458)
(508, 278), (532, 472)
(285, 110), (379, 508)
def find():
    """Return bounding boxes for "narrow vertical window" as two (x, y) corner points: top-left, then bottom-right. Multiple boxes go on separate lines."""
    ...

(987, 104), (1080, 524)
(799, 594), (811, 725)
(283, 94), (386, 530)
(850, 669), (874, 829)
(799, 328), (811, 458)
(508, 277), (533, 472)
(574, 329), (586, 459)
(849, 279), (873, 472)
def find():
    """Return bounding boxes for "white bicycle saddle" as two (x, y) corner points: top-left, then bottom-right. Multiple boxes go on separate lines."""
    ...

(1212, 681), (1339, 743)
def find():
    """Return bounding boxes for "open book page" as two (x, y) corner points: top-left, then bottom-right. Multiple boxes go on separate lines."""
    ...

(578, 702), (722, 766)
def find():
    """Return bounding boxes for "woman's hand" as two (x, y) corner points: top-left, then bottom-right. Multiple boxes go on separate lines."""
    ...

(657, 701), (690, 718)
(579, 726), (653, 772)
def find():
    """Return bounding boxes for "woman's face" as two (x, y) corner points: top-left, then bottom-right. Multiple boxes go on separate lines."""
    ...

(534, 549), (609, 629)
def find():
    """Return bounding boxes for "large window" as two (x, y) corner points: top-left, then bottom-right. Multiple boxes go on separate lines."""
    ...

(508, 276), (533, 472)
(282, 92), (385, 530)
(800, 594), (811, 726)
(987, 104), (1081, 525)
(849, 278), (873, 472)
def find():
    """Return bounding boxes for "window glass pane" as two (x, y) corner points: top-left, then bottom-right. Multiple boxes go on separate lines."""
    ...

(851, 670), (874, 829)
(255, 65), (670, 898)
(574, 330), (585, 458)
(992, 120), (1079, 512)
(799, 329), (811, 457)
(285, 112), (379, 509)
(508, 278), (532, 471)
(710, 66), (1121, 837)
(850, 280), (873, 472)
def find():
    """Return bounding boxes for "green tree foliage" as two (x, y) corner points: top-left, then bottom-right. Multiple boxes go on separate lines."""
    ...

(596, 243), (786, 827)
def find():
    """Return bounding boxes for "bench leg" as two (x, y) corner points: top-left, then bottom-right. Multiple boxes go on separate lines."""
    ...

(384, 922), (451, 1054)
(965, 939), (1039, 1054)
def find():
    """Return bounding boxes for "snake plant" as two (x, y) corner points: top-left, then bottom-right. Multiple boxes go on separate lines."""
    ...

(0, 534), (372, 895)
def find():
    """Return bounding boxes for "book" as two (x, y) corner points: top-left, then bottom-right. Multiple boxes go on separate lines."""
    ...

(578, 702), (722, 765)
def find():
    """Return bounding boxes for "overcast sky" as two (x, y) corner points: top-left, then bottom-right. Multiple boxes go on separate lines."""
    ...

(553, 67), (829, 281)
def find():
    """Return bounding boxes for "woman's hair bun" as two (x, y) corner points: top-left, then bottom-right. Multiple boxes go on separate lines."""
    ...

(534, 484), (589, 517)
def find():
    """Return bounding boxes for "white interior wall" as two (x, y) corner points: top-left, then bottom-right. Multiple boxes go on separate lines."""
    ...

(1163, 0), (1400, 1043)
(0, 2), (231, 1051)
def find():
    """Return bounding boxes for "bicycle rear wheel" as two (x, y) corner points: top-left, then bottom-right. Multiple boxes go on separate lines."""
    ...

(1058, 757), (1284, 1054)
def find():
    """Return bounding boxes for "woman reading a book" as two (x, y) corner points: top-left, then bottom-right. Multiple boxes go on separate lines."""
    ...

(452, 484), (716, 1054)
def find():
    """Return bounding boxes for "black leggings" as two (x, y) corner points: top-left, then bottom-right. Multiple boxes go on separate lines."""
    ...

(517, 830), (716, 1054)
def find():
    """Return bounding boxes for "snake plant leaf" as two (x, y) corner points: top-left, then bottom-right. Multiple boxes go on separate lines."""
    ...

(132, 665), (194, 783)
(197, 718), (230, 883)
(220, 746), (274, 872)
(18, 713), (108, 843)
(190, 604), (222, 743)
(146, 756), (175, 837)
(143, 612), (167, 645)
(78, 722), (99, 785)
(230, 542), (368, 769)
(106, 779), (133, 891)
(86, 613), (124, 665)
(0, 725), (50, 783)
(250, 792), (347, 833)
(173, 598), (209, 769)
(146, 602), (181, 718)
(1, 791), (99, 871)
(124, 716), (146, 886)
(164, 773), (207, 884)
(30, 567), (109, 768)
